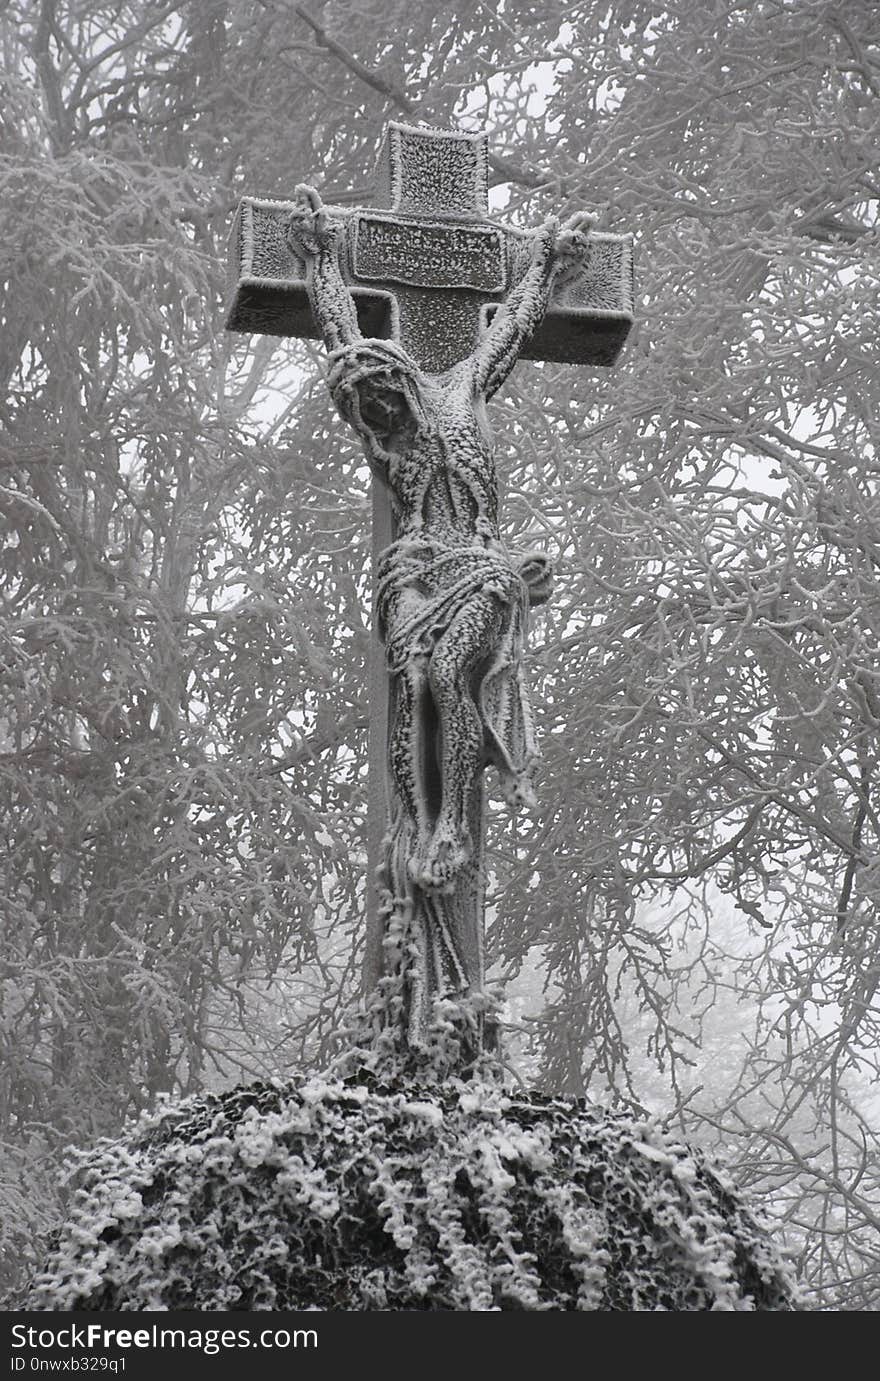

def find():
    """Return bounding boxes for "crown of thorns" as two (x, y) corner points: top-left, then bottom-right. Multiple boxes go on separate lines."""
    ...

(327, 342), (431, 442)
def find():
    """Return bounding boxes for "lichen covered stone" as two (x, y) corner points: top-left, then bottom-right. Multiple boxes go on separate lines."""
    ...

(27, 1074), (800, 1311)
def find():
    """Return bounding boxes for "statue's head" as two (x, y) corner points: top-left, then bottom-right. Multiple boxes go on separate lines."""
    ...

(328, 339), (429, 464)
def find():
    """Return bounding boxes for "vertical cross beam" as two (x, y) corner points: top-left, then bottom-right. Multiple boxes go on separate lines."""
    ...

(359, 127), (500, 1011)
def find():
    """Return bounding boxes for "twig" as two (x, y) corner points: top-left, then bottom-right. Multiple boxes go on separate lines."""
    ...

(293, 4), (416, 114)
(292, 4), (553, 192)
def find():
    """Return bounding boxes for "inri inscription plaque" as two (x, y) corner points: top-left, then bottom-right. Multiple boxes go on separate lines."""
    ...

(353, 215), (506, 293)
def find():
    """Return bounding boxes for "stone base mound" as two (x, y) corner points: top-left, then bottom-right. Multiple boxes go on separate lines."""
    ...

(27, 1073), (799, 1311)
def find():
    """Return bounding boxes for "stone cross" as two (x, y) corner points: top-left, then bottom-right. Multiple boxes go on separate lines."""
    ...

(227, 122), (632, 371)
(226, 122), (633, 1068)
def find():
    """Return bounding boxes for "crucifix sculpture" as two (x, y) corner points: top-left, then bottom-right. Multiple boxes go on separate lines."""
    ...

(226, 122), (633, 1067)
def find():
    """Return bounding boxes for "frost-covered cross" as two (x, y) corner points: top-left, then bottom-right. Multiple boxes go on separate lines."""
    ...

(226, 122), (633, 1068)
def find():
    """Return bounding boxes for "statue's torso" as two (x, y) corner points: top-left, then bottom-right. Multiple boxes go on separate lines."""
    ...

(389, 371), (500, 547)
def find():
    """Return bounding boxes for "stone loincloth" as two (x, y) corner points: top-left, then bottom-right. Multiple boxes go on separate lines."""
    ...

(376, 534), (539, 800)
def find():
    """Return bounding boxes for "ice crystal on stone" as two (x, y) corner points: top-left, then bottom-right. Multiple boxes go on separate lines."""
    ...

(380, 123), (490, 218)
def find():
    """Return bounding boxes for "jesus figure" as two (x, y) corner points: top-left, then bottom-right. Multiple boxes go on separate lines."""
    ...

(287, 189), (589, 904)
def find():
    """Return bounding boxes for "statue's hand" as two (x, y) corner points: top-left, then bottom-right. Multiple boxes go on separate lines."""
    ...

(287, 184), (342, 257)
(555, 210), (595, 270)
(517, 550), (554, 607)
(520, 212), (593, 284)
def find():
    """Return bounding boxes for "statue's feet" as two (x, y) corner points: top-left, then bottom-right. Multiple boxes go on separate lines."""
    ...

(410, 823), (472, 894)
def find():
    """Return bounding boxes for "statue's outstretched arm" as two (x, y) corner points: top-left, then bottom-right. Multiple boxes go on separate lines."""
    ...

(473, 213), (594, 400)
(288, 186), (424, 481)
(287, 185), (362, 353)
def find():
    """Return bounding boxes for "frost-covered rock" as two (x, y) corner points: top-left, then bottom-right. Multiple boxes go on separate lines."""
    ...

(28, 1073), (800, 1311)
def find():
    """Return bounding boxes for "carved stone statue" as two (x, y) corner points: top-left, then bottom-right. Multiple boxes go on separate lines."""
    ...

(226, 122), (634, 1062)
(286, 188), (593, 1050)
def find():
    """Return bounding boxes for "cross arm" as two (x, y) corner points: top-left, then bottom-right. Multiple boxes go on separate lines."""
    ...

(224, 198), (394, 344)
(471, 212), (632, 395)
(520, 226), (634, 367)
(226, 197), (634, 370)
